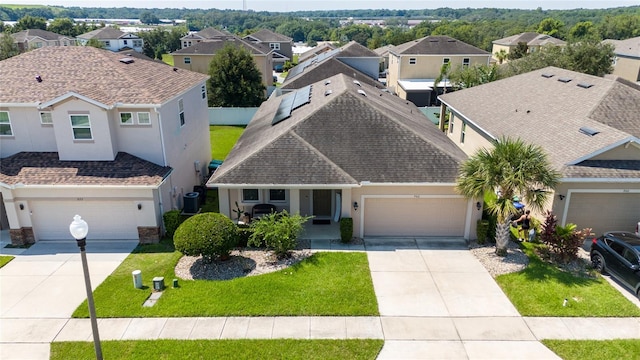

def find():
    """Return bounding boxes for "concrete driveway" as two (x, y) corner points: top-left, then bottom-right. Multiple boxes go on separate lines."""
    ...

(0, 239), (137, 360)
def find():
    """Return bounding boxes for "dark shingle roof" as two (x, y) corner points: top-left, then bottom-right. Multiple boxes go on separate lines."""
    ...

(77, 27), (129, 40)
(208, 73), (466, 186)
(12, 29), (69, 42)
(337, 41), (379, 57)
(171, 38), (271, 55)
(0, 152), (172, 186)
(392, 36), (489, 56)
(245, 28), (292, 43)
(0, 46), (208, 106)
(562, 160), (640, 179)
(298, 43), (337, 63)
(282, 58), (383, 90)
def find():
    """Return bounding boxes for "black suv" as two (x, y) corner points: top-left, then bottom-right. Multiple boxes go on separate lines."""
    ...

(591, 231), (640, 299)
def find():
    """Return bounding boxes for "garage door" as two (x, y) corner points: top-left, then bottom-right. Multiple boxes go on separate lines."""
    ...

(565, 193), (640, 235)
(30, 201), (139, 240)
(364, 197), (467, 237)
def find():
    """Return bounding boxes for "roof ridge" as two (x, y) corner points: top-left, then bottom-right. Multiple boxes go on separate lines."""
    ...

(289, 131), (358, 183)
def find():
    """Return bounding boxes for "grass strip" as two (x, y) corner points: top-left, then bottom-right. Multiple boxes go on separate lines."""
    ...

(0, 255), (14, 268)
(542, 339), (640, 360)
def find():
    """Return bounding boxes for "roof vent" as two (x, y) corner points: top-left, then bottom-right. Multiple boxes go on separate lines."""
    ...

(541, 73), (554, 78)
(579, 127), (600, 136)
(173, 67), (178, 71)
(353, 80), (361, 87)
(577, 82), (593, 89)
(324, 80), (331, 85)
(35, 75), (43, 82)
(324, 90), (332, 96)
(119, 57), (134, 64)
(357, 89), (366, 96)
(557, 77), (572, 83)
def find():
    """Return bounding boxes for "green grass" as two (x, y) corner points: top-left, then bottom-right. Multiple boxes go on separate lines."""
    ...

(1, 4), (46, 8)
(161, 54), (174, 66)
(496, 242), (640, 317)
(51, 339), (384, 360)
(542, 339), (640, 360)
(0, 255), (14, 268)
(72, 240), (378, 318)
(210, 125), (244, 161)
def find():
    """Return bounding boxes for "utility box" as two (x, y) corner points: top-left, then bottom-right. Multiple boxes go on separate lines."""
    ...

(153, 277), (165, 291)
(132, 270), (142, 289)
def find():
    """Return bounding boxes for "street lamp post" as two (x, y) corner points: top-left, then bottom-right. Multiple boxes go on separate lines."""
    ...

(69, 215), (103, 360)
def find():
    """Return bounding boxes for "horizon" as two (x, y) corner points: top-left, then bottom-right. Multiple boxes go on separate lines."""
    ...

(2, 0), (639, 11)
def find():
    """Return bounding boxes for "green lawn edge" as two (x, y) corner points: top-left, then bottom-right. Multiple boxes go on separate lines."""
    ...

(50, 339), (384, 360)
(496, 242), (640, 317)
(72, 241), (378, 318)
(542, 339), (640, 360)
(0, 255), (15, 268)
(210, 125), (244, 161)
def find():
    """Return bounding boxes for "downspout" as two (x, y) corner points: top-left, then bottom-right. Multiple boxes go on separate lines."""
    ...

(155, 108), (168, 166)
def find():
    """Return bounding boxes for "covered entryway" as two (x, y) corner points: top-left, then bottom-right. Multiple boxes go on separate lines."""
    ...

(363, 196), (467, 237)
(30, 200), (139, 240)
(564, 192), (640, 235)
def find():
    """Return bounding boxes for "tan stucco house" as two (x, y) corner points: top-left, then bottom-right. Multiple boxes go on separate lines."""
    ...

(11, 29), (76, 52)
(243, 28), (293, 70)
(491, 32), (565, 63)
(0, 46), (211, 244)
(387, 36), (491, 107)
(207, 73), (481, 240)
(77, 27), (143, 53)
(439, 67), (640, 235)
(179, 27), (234, 49)
(605, 36), (640, 84)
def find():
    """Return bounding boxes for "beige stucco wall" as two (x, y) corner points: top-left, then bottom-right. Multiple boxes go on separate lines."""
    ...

(612, 56), (640, 83)
(398, 55), (490, 79)
(445, 111), (494, 156)
(173, 54), (273, 87)
(591, 143), (640, 160)
(491, 44), (512, 55)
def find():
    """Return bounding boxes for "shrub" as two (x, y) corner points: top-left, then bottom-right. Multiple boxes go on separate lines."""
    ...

(163, 210), (186, 238)
(476, 219), (490, 245)
(540, 211), (591, 263)
(248, 210), (312, 258)
(173, 212), (237, 262)
(236, 223), (254, 248)
(340, 217), (353, 243)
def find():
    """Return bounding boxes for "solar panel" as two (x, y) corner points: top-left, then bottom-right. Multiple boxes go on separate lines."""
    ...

(291, 85), (312, 110)
(272, 94), (295, 125)
(286, 63), (305, 79)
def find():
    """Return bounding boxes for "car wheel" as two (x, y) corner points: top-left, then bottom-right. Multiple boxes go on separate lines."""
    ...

(591, 253), (606, 274)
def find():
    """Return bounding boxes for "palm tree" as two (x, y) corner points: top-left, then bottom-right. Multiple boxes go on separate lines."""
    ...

(456, 137), (561, 256)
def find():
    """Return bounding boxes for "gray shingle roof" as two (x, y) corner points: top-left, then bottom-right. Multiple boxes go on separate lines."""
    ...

(492, 32), (565, 47)
(298, 43), (337, 63)
(245, 28), (292, 42)
(12, 29), (69, 42)
(208, 73), (467, 186)
(282, 58), (384, 90)
(439, 67), (640, 175)
(171, 38), (271, 55)
(0, 46), (208, 106)
(605, 36), (640, 59)
(77, 27), (129, 40)
(0, 152), (172, 186)
(562, 160), (640, 179)
(337, 41), (379, 57)
(392, 36), (489, 56)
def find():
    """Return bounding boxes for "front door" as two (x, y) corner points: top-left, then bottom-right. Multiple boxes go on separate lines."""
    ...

(313, 190), (332, 218)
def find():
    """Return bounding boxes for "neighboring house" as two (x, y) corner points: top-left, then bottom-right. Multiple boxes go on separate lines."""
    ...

(77, 27), (144, 52)
(298, 42), (337, 63)
(374, 44), (394, 74)
(281, 41), (383, 90)
(11, 29), (76, 52)
(0, 46), (211, 245)
(605, 36), (640, 84)
(171, 38), (274, 87)
(387, 35), (491, 107)
(180, 27), (234, 49)
(491, 32), (566, 61)
(207, 73), (480, 239)
(243, 28), (293, 70)
(439, 66), (640, 235)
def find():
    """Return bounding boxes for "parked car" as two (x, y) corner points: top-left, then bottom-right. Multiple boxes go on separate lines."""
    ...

(590, 231), (640, 299)
(636, 221), (640, 237)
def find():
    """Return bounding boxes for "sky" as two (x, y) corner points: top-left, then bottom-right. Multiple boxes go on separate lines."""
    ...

(1, 0), (638, 11)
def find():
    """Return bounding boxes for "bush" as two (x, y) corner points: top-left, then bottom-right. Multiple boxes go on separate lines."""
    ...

(163, 210), (186, 238)
(540, 211), (591, 263)
(476, 220), (490, 245)
(173, 213), (238, 262)
(236, 223), (254, 248)
(249, 210), (311, 258)
(340, 217), (353, 243)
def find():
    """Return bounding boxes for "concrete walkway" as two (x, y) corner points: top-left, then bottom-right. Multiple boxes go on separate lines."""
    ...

(1, 237), (639, 360)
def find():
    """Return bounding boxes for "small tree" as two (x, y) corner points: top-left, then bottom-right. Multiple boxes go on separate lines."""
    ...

(340, 217), (353, 243)
(0, 32), (19, 60)
(174, 213), (237, 262)
(540, 211), (591, 263)
(207, 43), (265, 107)
(248, 210), (311, 258)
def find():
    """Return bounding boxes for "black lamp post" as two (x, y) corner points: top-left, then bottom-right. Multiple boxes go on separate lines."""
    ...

(69, 215), (103, 360)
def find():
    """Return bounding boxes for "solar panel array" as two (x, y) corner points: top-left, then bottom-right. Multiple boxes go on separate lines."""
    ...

(272, 85), (313, 126)
(285, 48), (341, 80)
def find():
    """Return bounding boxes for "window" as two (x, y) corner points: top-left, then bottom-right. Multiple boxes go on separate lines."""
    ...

(269, 189), (286, 202)
(269, 43), (280, 50)
(443, 58), (450, 64)
(409, 58), (417, 65)
(34, 42), (43, 48)
(120, 112), (134, 125)
(242, 189), (259, 202)
(103, 40), (110, 47)
(178, 99), (185, 126)
(449, 117), (454, 133)
(460, 123), (466, 143)
(40, 112), (53, 124)
(123, 40), (128, 45)
(70, 114), (92, 140)
(0, 111), (13, 136)
(201, 85), (206, 99)
(133, 39), (142, 47)
(137, 112), (151, 125)
(462, 58), (470, 68)
(184, 57), (191, 64)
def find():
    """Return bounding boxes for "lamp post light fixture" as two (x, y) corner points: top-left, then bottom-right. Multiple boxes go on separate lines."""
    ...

(69, 215), (103, 360)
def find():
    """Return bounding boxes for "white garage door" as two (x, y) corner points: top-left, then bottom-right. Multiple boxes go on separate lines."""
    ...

(364, 197), (467, 237)
(31, 201), (139, 240)
(565, 193), (640, 235)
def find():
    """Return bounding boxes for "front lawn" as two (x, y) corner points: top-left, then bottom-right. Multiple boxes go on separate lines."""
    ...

(0, 255), (14, 268)
(73, 239), (378, 317)
(542, 339), (640, 360)
(51, 339), (384, 360)
(210, 125), (244, 161)
(496, 242), (640, 317)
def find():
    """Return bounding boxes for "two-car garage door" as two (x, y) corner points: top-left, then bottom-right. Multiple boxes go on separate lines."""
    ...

(30, 201), (139, 240)
(363, 197), (468, 237)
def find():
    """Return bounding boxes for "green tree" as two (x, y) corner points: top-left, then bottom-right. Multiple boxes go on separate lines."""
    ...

(597, 14), (640, 40)
(456, 137), (560, 256)
(0, 32), (19, 60)
(14, 15), (47, 31)
(47, 18), (76, 37)
(495, 49), (508, 64)
(85, 38), (104, 49)
(507, 42), (528, 60)
(207, 43), (265, 107)
(139, 11), (160, 25)
(563, 39), (614, 77)
(568, 21), (598, 42)
(448, 64), (501, 89)
(537, 17), (565, 38)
